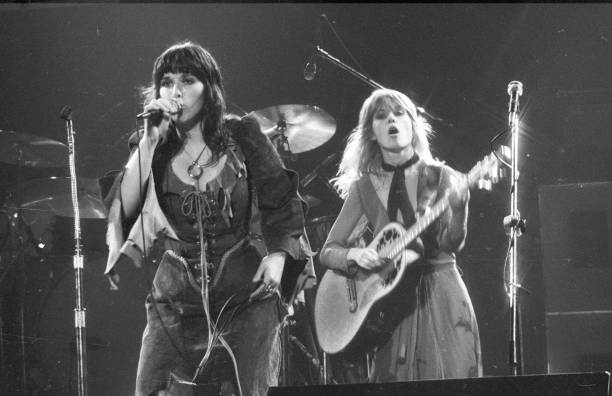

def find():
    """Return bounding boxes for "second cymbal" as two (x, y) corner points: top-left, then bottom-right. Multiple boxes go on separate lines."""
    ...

(6, 176), (107, 219)
(0, 129), (68, 168)
(251, 104), (336, 154)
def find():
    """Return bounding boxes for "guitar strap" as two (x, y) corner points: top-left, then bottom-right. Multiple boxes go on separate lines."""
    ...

(355, 176), (385, 231)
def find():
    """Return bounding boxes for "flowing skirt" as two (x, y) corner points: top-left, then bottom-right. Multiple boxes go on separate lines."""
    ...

(370, 263), (482, 382)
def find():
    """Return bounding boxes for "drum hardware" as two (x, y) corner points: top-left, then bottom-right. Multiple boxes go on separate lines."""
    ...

(5, 177), (107, 220)
(300, 152), (342, 206)
(300, 152), (339, 189)
(301, 194), (321, 209)
(250, 104), (336, 162)
(0, 130), (68, 169)
(0, 129), (55, 393)
(279, 299), (327, 387)
(288, 334), (320, 371)
(3, 177), (107, 258)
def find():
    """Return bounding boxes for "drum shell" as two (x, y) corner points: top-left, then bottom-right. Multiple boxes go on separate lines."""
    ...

(21, 210), (106, 256)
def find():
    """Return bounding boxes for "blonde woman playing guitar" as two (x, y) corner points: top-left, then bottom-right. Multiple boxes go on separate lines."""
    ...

(317, 88), (490, 382)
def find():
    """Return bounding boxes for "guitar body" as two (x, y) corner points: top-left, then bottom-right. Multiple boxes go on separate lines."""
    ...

(314, 222), (420, 354)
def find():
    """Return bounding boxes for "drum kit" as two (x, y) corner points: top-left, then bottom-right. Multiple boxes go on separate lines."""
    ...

(0, 103), (344, 392)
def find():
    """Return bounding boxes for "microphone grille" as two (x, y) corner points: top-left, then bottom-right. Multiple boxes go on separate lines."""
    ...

(507, 81), (524, 97)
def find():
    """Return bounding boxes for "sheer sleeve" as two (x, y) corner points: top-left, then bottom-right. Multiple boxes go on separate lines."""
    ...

(101, 130), (146, 241)
(435, 165), (469, 253)
(319, 181), (365, 275)
(99, 130), (145, 287)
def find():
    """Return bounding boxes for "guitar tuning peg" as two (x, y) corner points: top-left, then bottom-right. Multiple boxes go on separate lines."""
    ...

(491, 161), (501, 184)
(499, 145), (512, 162)
(498, 166), (508, 182)
(478, 178), (492, 191)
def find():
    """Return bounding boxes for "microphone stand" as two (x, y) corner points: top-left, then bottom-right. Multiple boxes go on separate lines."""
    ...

(311, 46), (452, 127)
(504, 81), (525, 376)
(60, 106), (88, 396)
(311, 45), (384, 91)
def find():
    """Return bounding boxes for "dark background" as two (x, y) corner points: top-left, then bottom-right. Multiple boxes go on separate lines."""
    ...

(1, 3), (612, 395)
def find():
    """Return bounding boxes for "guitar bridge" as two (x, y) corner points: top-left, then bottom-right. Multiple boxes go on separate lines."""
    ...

(346, 278), (358, 313)
(380, 257), (398, 286)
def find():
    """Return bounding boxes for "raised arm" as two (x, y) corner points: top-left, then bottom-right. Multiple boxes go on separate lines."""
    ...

(119, 100), (175, 219)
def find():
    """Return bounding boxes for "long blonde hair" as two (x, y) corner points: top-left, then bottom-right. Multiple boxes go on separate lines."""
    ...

(332, 88), (438, 199)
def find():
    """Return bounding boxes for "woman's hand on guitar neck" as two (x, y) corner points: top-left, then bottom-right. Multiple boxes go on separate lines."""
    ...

(347, 248), (382, 270)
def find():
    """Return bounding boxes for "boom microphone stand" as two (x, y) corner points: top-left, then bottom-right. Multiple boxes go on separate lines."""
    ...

(309, 45), (450, 128)
(60, 106), (88, 396)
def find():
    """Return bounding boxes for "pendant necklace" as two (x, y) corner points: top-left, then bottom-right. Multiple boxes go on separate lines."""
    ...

(185, 145), (208, 180)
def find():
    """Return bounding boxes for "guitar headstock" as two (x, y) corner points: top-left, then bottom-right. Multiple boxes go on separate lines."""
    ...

(468, 145), (510, 191)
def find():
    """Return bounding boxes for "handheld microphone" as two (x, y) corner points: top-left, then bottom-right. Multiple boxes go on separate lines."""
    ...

(137, 101), (183, 119)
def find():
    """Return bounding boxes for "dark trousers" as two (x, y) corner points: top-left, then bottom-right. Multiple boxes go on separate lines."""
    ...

(135, 251), (285, 396)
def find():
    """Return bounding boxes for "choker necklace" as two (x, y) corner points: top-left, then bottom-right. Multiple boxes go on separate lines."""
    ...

(185, 145), (208, 180)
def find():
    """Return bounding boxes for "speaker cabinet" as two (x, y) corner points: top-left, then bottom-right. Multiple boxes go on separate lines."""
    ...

(538, 182), (612, 312)
(539, 182), (612, 373)
(268, 372), (610, 396)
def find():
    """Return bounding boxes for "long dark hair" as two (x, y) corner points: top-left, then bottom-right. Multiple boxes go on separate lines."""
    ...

(142, 41), (229, 160)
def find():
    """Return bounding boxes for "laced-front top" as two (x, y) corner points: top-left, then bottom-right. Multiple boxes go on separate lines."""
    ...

(158, 148), (250, 246)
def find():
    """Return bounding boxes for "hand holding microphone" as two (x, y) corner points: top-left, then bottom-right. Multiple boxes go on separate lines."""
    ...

(137, 97), (183, 120)
(138, 98), (183, 141)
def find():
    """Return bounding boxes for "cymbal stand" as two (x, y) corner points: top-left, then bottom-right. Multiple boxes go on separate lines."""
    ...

(271, 120), (297, 163)
(7, 143), (28, 394)
(60, 105), (88, 396)
(279, 311), (324, 386)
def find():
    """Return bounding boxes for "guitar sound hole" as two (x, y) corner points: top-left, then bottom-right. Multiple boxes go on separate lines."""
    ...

(377, 229), (401, 252)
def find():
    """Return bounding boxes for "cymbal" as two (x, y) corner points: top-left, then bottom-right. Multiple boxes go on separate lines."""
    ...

(0, 130), (68, 168)
(251, 104), (336, 154)
(7, 177), (107, 219)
